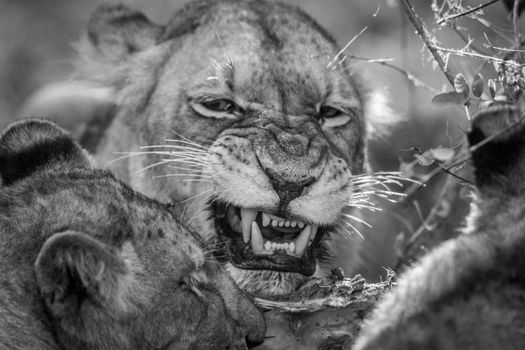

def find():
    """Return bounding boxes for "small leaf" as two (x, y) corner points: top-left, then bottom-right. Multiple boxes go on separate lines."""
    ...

(436, 198), (451, 217)
(471, 73), (484, 98)
(488, 79), (497, 99)
(399, 161), (415, 178)
(414, 151), (435, 166)
(429, 146), (454, 162)
(431, 91), (467, 105)
(454, 73), (470, 97)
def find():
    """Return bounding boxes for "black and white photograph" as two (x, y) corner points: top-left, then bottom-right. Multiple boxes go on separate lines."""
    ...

(1, 0), (524, 349)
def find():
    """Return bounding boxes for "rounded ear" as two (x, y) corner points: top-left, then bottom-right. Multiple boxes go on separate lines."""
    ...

(35, 231), (135, 318)
(0, 119), (92, 186)
(88, 4), (162, 59)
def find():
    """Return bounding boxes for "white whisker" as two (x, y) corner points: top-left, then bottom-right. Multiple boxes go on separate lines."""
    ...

(135, 160), (171, 174)
(343, 214), (372, 228)
(140, 144), (210, 154)
(163, 138), (211, 151)
(341, 220), (365, 239)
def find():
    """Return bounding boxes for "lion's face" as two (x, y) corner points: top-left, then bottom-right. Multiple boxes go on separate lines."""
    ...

(82, 0), (386, 296)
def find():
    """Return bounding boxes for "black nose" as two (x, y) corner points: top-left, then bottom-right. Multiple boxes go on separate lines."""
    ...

(265, 169), (315, 204)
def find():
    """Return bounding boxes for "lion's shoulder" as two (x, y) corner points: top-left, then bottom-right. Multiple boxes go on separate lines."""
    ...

(354, 105), (525, 350)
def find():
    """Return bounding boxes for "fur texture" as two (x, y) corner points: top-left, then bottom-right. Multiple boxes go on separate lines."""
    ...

(353, 105), (525, 350)
(72, 0), (393, 296)
(0, 119), (264, 350)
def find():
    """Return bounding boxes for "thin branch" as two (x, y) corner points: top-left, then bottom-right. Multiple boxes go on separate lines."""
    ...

(400, 0), (455, 87)
(348, 55), (439, 94)
(514, 0), (521, 49)
(431, 45), (525, 67)
(437, 0), (499, 25)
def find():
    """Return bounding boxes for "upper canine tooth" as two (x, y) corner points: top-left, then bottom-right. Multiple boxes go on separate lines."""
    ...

(251, 221), (264, 253)
(262, 213), (271, 227)
(294, 225), (312, 257)
(241, 208), (257, 244)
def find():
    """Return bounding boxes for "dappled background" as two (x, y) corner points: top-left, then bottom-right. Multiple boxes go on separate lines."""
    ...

(0, 0), (520, 279)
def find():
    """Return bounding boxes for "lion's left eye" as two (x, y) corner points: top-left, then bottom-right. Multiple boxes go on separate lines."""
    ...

(202, 99), (235, 112)
(191, 99), (243, 119)
(318, 105), (351, 127)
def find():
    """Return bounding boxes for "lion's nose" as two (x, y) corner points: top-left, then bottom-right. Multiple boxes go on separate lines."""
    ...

(265, 169), (315, 204)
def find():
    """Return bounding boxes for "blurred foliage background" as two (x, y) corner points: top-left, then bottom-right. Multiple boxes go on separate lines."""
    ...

(0, 0), (522, 279)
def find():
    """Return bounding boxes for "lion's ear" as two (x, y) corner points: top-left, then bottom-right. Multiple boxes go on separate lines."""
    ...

(35, 231), (135, 318)
(87, 5), (162, 59)
(0, 119), (92, 186)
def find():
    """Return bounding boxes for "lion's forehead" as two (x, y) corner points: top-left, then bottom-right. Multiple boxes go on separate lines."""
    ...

(158, 4), (360, 115)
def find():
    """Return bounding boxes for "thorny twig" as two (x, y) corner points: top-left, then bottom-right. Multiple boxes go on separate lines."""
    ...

(399, 0), (455, 86)
(436, 0), (499, 25)
(431, 45), (525, 67)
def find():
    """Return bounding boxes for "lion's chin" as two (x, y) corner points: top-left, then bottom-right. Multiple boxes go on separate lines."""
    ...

(226, 263), (307, 297)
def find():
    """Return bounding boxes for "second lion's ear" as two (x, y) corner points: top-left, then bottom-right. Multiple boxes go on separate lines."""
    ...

(34, 231), (137, 319)
(88, 4), (163, 59)
(0, 119), (92, 186)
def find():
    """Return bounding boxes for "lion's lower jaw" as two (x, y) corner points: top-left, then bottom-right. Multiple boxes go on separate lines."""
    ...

(226, 263), (307, 297)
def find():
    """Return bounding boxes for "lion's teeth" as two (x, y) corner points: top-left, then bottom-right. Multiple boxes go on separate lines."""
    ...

(241, 208), (257, 244)
(262, 213), (270, 227)
(294, 224), (313, 257)
(251, 221), (264, 253)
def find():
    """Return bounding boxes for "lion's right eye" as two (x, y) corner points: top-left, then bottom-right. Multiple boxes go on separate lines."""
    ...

(191, 99), (243, 119)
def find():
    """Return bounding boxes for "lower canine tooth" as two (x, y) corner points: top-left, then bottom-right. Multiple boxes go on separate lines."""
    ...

(289, 242), (295, 253)
(264, 241), (271, 251)
(251, 221), (264, 253)
(294, 225), (312, 257)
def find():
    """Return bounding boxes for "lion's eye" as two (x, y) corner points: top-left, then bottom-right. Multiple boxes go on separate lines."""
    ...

(318, 105), (351, 127)
(202, 99), (235, 112)
(192, 98), (243, 119)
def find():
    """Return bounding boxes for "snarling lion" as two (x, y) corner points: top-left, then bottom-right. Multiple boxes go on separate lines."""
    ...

(0, 119), (264, 350)
(66, 0), (394, 297)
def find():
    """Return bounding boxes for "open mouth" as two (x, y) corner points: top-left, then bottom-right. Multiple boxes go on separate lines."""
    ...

(213, 203), (325, 275)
